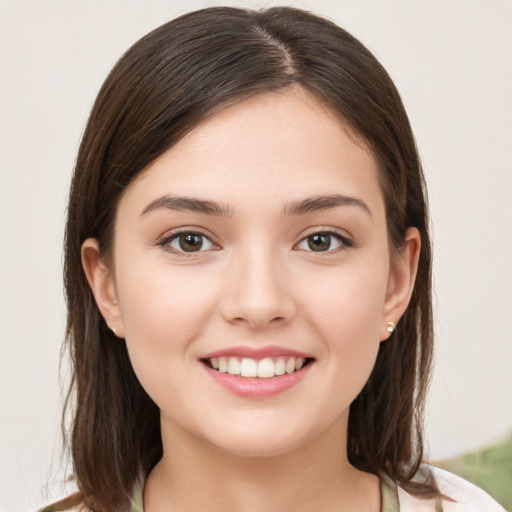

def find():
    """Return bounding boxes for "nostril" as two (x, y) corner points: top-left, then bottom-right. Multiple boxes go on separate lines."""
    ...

(230, 315), (288, 328)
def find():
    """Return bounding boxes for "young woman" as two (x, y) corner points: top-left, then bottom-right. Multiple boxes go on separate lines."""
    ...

(45, 6), (505, 512)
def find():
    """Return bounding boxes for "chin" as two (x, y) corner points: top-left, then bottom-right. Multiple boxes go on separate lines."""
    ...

(216, 437), (303, 459)
(204, 421), (317, 459)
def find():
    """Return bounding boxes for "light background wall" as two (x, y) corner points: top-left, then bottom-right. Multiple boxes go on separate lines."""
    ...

(1, 1), (511, 510)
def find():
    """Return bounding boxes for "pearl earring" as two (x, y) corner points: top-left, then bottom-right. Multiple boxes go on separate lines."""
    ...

(386, 321), (395, 333)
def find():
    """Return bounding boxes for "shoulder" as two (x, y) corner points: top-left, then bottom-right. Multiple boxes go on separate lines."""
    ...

(432, 466), (506, 511)
(397, 465), (506, 512)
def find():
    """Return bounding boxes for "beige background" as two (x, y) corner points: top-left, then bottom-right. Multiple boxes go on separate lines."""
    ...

(1, 1), (511, 510)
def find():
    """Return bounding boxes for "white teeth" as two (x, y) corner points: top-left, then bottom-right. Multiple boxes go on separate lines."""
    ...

(240, 358), (258, 377)
(274, 357), (286, 376)
(209, 356), (308, 378)
(257, 358), (275, 379)
(218, 357), (228, 373)
(285, 358), (296, 374)
(227, 358), (241, 375)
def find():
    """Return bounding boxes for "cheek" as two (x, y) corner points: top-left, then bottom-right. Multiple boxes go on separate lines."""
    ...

(300, 261), (389, 391)
(304, 266), (388, 342)
(115, 267), (223, 418)
(114, 257), (221, 379)
(118, 256), (216, 330)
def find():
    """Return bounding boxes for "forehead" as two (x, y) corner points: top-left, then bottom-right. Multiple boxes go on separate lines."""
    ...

(119, 89), (383, 218)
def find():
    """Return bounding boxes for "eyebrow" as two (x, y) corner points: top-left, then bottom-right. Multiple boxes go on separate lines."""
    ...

(283, 194), (372, 217)
(140, 193), (371, 218)
(141, 195), (233, 217)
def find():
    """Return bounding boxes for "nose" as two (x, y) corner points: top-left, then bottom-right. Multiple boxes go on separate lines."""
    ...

(220, 246), (296, 330)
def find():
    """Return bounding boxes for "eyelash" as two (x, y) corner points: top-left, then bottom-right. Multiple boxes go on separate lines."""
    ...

(156, 227), (354, 256)
(157, 229), (218, 256)
(295, 228), (354, 253)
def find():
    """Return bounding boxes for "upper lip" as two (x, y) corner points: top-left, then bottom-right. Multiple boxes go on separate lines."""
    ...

(200, 345), (314, 360)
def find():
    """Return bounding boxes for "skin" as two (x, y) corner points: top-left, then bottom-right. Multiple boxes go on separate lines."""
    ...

(83, 88), (420, 511)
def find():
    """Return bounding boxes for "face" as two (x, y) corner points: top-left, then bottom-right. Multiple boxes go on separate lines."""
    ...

(86, 89), (418, 458)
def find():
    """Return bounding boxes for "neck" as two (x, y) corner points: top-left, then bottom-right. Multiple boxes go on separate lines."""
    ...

(143, 413), (380, 512)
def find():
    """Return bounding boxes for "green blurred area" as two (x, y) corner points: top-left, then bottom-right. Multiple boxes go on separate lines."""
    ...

(434, 432), (512, 511)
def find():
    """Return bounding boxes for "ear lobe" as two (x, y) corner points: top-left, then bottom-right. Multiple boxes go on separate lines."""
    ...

(381, 227), (421, 340)
(81, 238), (124, 338)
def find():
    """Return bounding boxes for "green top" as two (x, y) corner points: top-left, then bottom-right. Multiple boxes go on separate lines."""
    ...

(381, 475), (401, 512)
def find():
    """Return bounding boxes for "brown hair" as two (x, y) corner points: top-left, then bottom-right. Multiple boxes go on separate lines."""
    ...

(48, 6), (433, 511)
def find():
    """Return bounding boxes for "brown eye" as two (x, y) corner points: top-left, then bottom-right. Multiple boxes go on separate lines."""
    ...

(307, 233), (332, 252)
(180, 233), (203, 251)
(296, 230), (352, 253)
(166, 232), (215, 253)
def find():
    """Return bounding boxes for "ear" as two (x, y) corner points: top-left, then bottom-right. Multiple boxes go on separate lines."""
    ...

(81, 238), (124, 338)
(381, 227), (421, 340)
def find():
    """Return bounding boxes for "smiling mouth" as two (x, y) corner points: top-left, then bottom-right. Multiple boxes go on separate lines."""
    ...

(200, 356), (315, 379)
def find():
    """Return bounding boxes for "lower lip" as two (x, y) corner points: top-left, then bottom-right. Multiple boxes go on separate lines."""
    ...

(202, 363), (313, 398)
